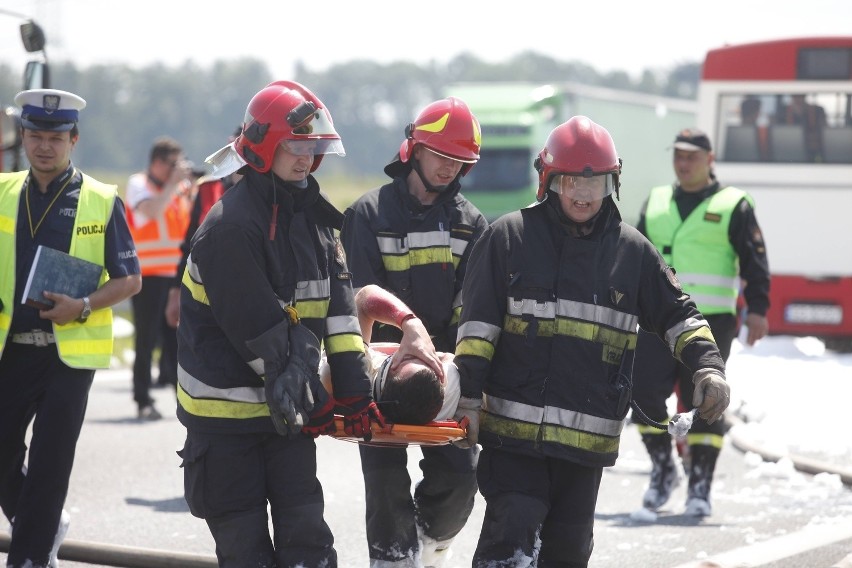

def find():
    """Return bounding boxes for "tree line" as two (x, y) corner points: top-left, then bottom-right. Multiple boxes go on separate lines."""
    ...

(0, 51), (700, 179)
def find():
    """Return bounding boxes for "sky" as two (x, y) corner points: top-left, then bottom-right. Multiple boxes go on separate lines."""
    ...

(2, 0), (852, 82)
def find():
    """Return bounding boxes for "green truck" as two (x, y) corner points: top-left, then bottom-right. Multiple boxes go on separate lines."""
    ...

(445, 82), (698, 225)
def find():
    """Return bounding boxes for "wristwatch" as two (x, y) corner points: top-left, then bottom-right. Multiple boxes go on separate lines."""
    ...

(78, 296), (92, 323)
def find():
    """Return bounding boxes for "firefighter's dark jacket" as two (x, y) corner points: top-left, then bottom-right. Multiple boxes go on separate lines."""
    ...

(176, 169), (370, 434)
(341, 174), (488, 352)
(454, 197), (726, 467)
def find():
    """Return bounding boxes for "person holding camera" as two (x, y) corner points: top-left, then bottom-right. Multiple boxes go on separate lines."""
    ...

(124, 136), (192, 419)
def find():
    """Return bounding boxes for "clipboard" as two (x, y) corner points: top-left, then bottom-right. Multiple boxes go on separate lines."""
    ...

(330, 415), (467, 447)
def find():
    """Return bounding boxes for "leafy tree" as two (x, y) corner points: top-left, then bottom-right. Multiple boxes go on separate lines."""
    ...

(0, 51), (700, 179)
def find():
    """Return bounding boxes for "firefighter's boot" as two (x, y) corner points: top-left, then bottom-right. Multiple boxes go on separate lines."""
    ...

(641, 432), (683, 511)
(684, 444), (720, 517)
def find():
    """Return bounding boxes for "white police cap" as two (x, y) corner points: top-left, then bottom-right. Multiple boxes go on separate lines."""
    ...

(14, 88), (87, 132)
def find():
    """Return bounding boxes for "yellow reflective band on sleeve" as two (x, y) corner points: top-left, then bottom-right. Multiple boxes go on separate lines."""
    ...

(325, 333), (366, 355)
(177, 384), (271, 419)
(182, 269), (209, 305)
(455, 337), (495, 361)
(674, 325), (716, 358)
(481, 413), (620, 455)
(294, 299), (329, 319)
(686, 432), (724, 449)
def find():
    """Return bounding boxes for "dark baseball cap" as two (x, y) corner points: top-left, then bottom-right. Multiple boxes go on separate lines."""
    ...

(672, 128), (712, 152)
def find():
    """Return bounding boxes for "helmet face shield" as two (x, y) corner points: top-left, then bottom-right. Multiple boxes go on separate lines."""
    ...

(280, 138), (345, 157)
(535, 116), (621, 202)
(549, 173), (616, 200)
(422, 145), (472, 165)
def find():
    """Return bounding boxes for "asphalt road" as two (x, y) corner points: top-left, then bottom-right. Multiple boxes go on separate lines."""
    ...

(2, 368), (851, 568)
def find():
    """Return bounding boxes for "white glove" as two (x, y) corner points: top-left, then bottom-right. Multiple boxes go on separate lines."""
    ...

(452, 397), (482, 449)
(692, 368), (730, 425)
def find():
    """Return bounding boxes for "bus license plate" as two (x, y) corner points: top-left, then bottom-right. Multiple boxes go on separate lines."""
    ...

(784, 304), (843, 325)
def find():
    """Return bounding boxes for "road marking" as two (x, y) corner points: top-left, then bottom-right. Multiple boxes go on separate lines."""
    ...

(671, 518), (852, 568)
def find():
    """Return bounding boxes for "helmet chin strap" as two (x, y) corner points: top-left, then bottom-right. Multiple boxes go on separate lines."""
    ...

(411, 157), (457, 194)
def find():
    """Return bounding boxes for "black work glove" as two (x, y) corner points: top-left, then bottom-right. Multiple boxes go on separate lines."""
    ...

(267, 322), (321, 437)
(246, 317), (321, 439)
(336, 396), (386, 442)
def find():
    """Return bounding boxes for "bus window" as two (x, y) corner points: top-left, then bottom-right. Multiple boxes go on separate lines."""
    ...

(717, 91), (852, 164)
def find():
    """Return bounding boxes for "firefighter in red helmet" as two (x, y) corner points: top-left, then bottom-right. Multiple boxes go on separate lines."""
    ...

(340, 97), (488, 566)
(175, 81), (434, 566)
(454, 116), (730, 566)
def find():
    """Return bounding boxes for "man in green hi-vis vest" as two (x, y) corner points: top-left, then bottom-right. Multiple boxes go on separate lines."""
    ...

(632, 128), (771, 519)
(0, 89), (141, 567)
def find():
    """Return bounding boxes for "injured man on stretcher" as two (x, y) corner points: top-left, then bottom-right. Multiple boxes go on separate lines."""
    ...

(319, 284), (460, 425)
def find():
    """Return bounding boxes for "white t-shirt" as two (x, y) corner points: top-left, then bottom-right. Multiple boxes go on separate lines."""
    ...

(319, 346), (460, 421)
(125, 172), (156, 225)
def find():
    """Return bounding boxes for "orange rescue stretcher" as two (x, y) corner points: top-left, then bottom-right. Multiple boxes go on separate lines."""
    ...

(330, 415), (468, 447)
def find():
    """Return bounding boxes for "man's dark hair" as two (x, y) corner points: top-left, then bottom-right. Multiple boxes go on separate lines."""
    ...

(149, 136), (182, 164)
(380, 368), (444, 425)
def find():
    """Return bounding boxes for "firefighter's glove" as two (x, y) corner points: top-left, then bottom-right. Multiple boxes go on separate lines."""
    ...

(336, 396), (386, 442)
(691, 368), (730, 425)
(246, 319), (320, 438)
(452, 397), (482, 449)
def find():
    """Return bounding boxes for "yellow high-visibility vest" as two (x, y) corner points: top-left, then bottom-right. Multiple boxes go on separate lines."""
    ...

(0, 171), (116, 368)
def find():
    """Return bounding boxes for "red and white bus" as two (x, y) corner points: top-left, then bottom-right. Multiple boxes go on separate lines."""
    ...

(697, 36), (852, 352)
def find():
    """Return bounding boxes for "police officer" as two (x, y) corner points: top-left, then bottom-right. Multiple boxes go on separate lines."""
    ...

(0, 89), (141, 567)
(175, 81), (386, 567)
(341, 97), (488, 567)
(631, 128), (770, 518)
(453, 116), (730, 566)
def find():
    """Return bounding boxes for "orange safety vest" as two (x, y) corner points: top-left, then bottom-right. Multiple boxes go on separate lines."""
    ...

(126, 176), (190, 277)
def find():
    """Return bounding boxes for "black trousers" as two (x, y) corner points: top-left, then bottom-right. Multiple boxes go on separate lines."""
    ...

(179, 430), (337, 568)
(132, 275), (177, 407)
(473, 448), (602, 568)
(359, 442), (479, 564)
(0, 342), (94, 567)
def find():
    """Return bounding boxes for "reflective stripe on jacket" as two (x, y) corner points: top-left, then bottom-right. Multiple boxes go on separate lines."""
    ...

(0, 172), (115, 368)
(645, 185), (751, 315)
